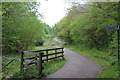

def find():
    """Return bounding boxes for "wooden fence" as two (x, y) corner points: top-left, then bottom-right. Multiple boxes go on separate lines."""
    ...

(20, 47), (64, 76)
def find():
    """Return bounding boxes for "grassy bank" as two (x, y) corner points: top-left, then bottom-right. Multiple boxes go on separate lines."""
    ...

(64, 45), (118, 78)
(2, 46), (66, 79)
(9, 58), (65, 79)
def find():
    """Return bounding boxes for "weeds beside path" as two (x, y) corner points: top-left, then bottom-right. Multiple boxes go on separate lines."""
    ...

(64, 45), (118, 78)
(47, 46), (100, 78)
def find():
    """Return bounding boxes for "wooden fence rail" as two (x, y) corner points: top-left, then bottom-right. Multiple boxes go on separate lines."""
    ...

(20, 47), (64, 77)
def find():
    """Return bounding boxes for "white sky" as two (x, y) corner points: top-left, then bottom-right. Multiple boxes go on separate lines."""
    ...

(37, 0), (86, 27)
(37, 0), (71, 27)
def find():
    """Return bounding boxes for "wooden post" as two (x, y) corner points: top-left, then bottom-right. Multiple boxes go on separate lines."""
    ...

(55, 49), (57, 58)
(117, 25), (120, 77)
(35, 55), (38, 66)
(46, 51), (48, 62)
(62, 48), (64, 59)
(38, 52), (43, 77)
(117, 24), (120, 64)
(117, 23), (120, 61)
(20, 51), (24, 72)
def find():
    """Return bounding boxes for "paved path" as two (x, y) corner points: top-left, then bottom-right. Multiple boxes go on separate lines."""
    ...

(54, 38), (64, 44)
(47, 47), (100, 78)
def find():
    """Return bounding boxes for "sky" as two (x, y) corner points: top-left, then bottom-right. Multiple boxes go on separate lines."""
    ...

(37, 0), (86, 27)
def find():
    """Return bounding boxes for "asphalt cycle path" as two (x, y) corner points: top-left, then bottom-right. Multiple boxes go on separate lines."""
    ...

(47, 46), (100, 78)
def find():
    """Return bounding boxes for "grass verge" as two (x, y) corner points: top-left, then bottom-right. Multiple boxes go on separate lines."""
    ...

(64, 45), (118, 78)
(2, 46), (66, 79)
(10, 58), (65, 79)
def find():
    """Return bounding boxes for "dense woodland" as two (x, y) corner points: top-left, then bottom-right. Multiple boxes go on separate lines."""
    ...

(1, 2), (120, 79)
(2, 2), (119, 55)
(2, 2), (51, 54)
(53, 2), (119, 50)
(52, 2), (119, 78)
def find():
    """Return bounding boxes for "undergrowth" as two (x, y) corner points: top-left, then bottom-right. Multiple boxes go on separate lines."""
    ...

(10, 58), (65, 79)
(64, 45), (118, 78)
(2, 46), (66, 79)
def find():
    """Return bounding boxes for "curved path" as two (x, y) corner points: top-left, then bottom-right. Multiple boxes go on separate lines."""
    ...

(47, 47), (100, 78)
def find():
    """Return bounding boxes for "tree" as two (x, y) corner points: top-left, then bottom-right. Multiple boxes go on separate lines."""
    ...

(54, 2), (118, 49)
(2, 2), (46, 54)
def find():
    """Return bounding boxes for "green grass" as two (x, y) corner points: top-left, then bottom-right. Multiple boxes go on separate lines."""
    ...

(44, 39), (56, 44)
(2, 45), (66, 79)
(2, 55), (20, 78)
(10, 58), (65, 79)
(30, 46), (63, 59)
(43, 58), (65, 76)
(33, 45), (56, 50)
(64, 45), (118, 78)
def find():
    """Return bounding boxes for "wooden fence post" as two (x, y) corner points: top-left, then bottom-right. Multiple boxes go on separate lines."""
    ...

(46, 51), (48, 62)
(62, 48), (64, 59)
(35, 55), (38, 66)
(55, 49), (57, 58)
(38, 52), (44, 77)
(20, 51), (24, 72)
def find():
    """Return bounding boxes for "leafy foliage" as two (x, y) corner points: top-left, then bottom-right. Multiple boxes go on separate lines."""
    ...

(54, 2), (119, 50)
(2, 2), (50, 54)
(53, 2), (119, 78)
